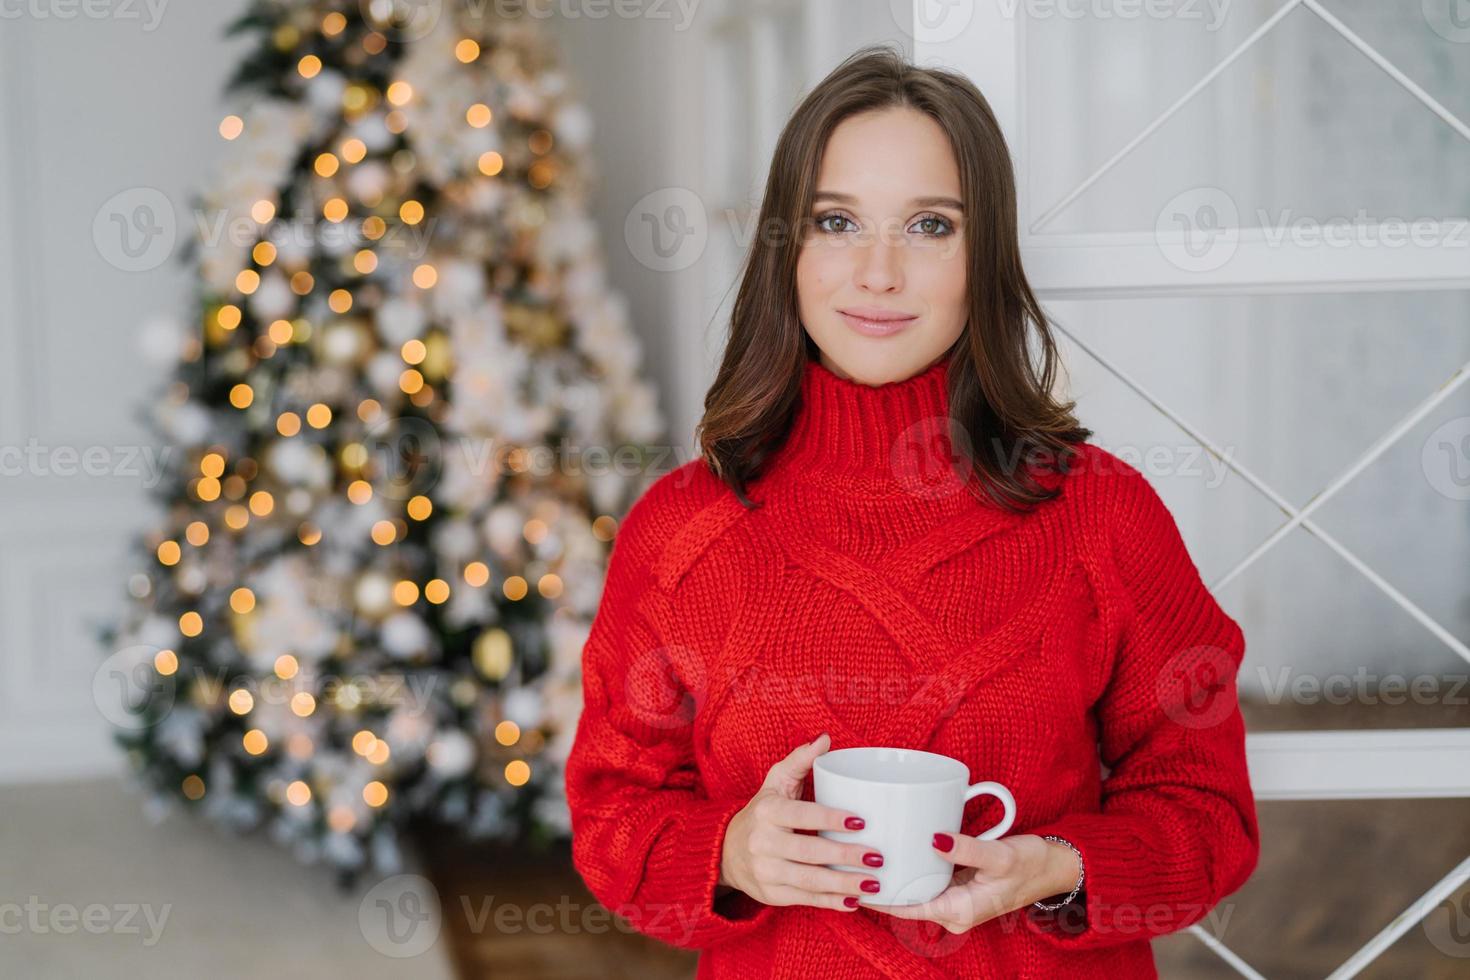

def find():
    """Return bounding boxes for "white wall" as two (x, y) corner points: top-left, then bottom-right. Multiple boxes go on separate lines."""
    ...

(0, 3), (250, 781)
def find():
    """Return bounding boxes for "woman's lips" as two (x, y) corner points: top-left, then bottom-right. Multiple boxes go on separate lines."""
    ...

(838, 311), (918, 337)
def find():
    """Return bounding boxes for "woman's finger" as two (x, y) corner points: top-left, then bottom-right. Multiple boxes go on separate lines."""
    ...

(762, 795), (862, 833)
(771, 859), (876, 899)
(932, 832), (1016, 875)
(765, 883), (861, 912)
(768, 827), (880, 871)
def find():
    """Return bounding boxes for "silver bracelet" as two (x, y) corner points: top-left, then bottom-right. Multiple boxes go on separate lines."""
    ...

(1033, 835), (1085, 911)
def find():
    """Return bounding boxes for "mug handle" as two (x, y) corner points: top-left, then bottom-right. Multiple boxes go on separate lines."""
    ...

(962, 781), (1016, 840)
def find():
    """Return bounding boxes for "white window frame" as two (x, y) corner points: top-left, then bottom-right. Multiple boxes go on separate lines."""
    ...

(912, 2), (1470, 976)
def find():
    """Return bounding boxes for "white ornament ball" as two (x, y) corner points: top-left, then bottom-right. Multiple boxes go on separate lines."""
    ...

(380, 611), (432, 660)
(426, 729), (476, 778)
(355, 572), (394, 617)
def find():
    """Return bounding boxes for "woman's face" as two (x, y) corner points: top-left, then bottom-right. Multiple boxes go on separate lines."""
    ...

(796, 106), (968, 385)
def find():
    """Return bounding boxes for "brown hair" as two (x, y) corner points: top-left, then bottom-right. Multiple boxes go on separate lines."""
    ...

(694, 44), (1091, 513)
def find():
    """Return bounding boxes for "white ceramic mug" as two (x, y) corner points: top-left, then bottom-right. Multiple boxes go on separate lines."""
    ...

(813, 746), (1016, 906)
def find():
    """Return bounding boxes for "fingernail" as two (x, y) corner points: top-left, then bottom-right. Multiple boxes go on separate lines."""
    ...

(933, 832), (954, 852)
(812, 732), (828, 745)
(861, 879), (881, 893)
(843, 896), (859, 908)
(845, 816), (865, 830)
(862, 852), (883, 867)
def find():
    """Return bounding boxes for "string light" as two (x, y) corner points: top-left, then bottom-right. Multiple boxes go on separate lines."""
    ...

(386, 81), (413, 106)
(229, 384), (253, 409)
(219, 115), (244, 140)
(399, 200), (424, 224)
(412, 264), (437, 289)
(297, 55), (322, 79)
(353, 249), (378, 274)
(251, 200), (276, 224)
(463, 562), (489, 587)
(477, 151), (504, 176)
(454, 38), (480, 62)
(156, 540), (181, 565)
(248, 491), (274, 517)
(314, 152), (340, 178)
(466, 104), (492, 128)
(502, 575), (528, 601)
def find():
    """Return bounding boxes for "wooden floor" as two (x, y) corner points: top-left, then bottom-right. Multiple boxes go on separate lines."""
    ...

(421, 699), (1470, 979)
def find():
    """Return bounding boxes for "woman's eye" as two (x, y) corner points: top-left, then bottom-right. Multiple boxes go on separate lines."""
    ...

(816, 212), (854, 234)
(912, 215), (954, 237)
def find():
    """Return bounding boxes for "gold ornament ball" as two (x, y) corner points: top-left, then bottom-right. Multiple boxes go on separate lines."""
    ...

(473, 627), (513, 680)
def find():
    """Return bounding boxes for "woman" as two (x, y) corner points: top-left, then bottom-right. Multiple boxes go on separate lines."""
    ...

(564, 45), (1259, 979)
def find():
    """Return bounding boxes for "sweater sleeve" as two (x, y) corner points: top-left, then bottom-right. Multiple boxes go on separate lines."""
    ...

(1021, 464), (1261, 949)
(563, 492), (776, 950)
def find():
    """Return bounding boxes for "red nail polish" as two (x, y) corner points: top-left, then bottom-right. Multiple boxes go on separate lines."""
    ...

(933, 832), (954, 852)
(861, 879), (880, 893)
(843, 896), (859, 908)
(845, 817), (865, 830)
(862, 852), (883, 867)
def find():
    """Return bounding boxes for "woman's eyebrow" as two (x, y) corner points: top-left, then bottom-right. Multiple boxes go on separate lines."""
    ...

(812, 191), (964, 213)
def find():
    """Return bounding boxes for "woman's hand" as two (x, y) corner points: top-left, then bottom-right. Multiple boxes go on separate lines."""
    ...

(864, 833), (1082, 933)
(719, 733), (886, 912)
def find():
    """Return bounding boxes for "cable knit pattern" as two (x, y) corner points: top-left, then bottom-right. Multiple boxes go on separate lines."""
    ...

(564, 352), (1260, 979)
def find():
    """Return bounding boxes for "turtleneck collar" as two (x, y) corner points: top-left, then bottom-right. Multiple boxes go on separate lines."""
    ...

(758, 349), (970, 496)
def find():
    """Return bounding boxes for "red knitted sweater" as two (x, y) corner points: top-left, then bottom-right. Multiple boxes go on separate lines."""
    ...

(564, 351), (1260, 979)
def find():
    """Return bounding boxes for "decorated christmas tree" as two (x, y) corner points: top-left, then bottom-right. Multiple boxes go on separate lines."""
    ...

(99, 0), (664, 881)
